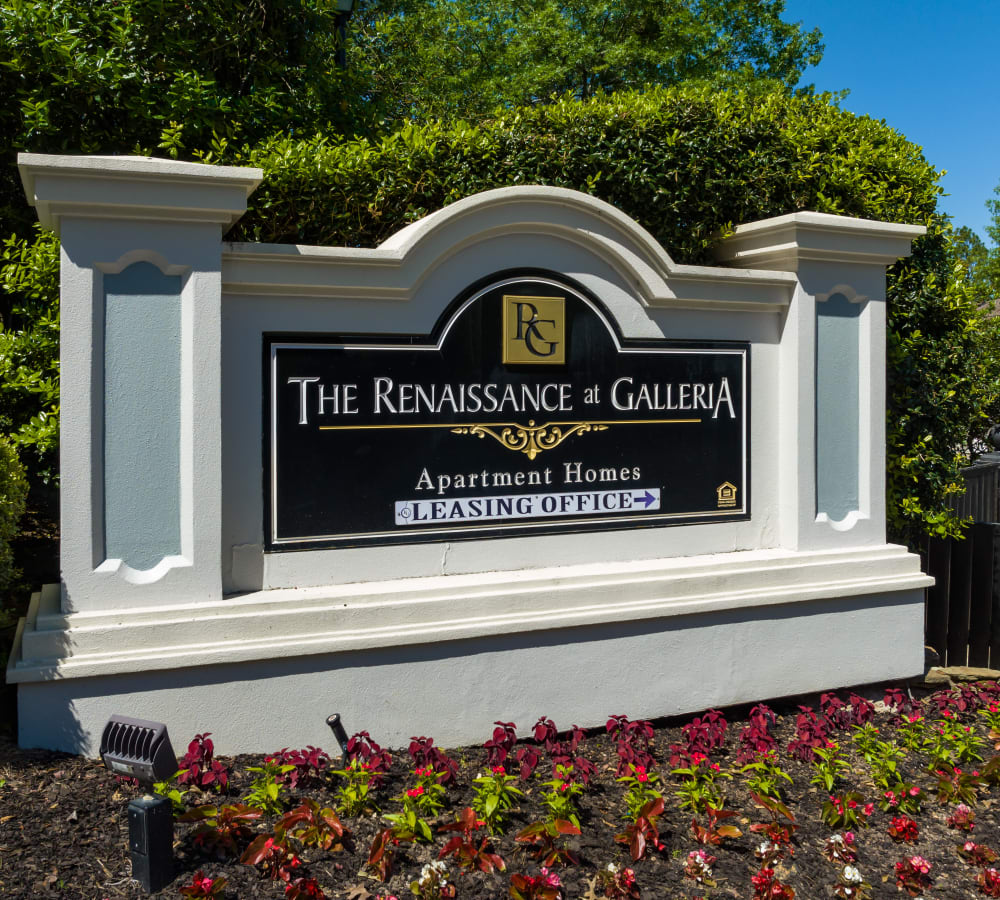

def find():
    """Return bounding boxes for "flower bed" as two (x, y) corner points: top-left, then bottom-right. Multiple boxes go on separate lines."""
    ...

(5, 681), (1000, 898)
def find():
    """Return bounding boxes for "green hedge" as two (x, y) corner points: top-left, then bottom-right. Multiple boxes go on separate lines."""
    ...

(3, 85), (993, 544)
(228, 87), (942, 259)
(0, 227), (60, 483)
(0, 436), (27, 591)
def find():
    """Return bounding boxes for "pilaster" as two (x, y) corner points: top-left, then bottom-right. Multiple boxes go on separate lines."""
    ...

(18, 154), (262, 611)
(716, 211), (925, 551)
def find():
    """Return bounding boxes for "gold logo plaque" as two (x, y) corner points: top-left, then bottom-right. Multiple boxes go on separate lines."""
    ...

(502, 295), (565, 365)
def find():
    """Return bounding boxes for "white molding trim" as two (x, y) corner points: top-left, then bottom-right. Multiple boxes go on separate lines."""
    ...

(222, 186), (798, 311)
(817, 283), (869, 305)
(8, 543), (931, 682)
(18, 153), (263, 232)
(95, 248), (191, 278)
(715, 211), (926, 272)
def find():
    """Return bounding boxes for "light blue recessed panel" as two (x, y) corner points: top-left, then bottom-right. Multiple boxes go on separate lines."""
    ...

(816, 293), (861, 521)
(104, 262), (182, 570)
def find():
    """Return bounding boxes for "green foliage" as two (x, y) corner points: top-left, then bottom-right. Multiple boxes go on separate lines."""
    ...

(809, 743), (848, 793)
(0, 435), (28, 590)
(358, 0), (823, 122)
(332, 758), (377, 817)
(739, 753), (792, 801)
(0, 227), (59, 482)
(471, 768), (524, 834)
(245, 760), (294, 816)
(152, 769), (190, 815)
(0, 0), (367, 235)
(886, 249), (998, 540)
(949, 226), (996, 310)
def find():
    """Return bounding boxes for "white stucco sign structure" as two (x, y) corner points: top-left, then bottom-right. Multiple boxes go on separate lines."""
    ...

(8, 154), (932, 755)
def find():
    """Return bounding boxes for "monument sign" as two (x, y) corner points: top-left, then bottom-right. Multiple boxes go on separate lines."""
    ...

(8, 154), (932, 755)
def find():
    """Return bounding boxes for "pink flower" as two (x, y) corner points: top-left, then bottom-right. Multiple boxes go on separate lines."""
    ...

(492, 765), (506, 775)
(908, 786), (920, 797)
(636, 769), (649, 783)
(862, 803), (874, 816)
(844, 832), (855, 844)
(909, 856), (931, 874)
(847, 799), (857, 809)
(541, 868), (561, 888)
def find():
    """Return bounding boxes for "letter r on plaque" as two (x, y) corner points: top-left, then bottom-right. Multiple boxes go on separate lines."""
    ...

(502, 295), (565, 365)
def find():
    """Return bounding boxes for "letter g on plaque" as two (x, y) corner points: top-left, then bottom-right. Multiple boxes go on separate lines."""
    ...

(502, 295), (565, 365)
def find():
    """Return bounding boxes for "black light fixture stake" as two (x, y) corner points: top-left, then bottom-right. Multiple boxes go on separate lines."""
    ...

(326, 713), (350, 767)
(100, 716), (178, 893)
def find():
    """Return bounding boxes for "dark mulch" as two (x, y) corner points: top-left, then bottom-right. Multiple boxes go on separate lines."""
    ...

(1, 681), (999, 899)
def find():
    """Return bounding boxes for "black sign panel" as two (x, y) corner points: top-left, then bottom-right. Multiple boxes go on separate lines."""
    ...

(267, 273), (748, 549)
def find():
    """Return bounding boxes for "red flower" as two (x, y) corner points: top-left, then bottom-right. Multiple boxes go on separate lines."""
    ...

(406, 785), (425, 798)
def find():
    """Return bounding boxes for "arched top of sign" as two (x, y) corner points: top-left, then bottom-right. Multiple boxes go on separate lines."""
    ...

(384, 185), (679, 282)
(225, 186), (796, 312)
(266, 272), (750, 550)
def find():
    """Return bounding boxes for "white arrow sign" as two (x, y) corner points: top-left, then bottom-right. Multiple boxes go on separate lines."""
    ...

(394, 487), (660, 526)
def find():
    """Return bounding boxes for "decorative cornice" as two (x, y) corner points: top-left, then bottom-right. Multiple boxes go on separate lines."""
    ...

(18, 153), (263, 232)
(714, 210), (926, 272)
(7, 545), (931, 682)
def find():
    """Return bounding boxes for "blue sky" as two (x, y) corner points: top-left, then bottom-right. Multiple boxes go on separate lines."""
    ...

(783, 1), (999, 242)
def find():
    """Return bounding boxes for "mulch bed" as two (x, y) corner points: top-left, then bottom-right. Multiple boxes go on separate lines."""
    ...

(2, 680), (1000, 899)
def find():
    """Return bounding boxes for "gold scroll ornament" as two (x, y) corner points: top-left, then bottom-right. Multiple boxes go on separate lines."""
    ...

(451, 420), (608, 461)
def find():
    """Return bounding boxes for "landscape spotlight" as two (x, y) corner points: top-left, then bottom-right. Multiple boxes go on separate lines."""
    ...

(326, 713), (350, 766)
(100, 715), (177, 893)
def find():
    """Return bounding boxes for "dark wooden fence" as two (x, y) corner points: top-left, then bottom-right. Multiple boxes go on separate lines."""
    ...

(924, 459), (1000, 667)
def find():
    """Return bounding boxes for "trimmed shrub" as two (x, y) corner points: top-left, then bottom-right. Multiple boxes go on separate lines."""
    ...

(0, 436), (28, 591)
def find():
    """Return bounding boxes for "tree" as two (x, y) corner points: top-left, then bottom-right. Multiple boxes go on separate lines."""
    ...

(355, 0), (823, 122)
(0, 0), (366, 238)
(949, 226), (995, 310)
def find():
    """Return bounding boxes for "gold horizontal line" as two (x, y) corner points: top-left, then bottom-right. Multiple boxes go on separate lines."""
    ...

(318, 418), (701, 431)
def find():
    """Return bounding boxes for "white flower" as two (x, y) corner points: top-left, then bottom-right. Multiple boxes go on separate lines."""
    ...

(842, 865), (863, 884)
(606, 862), (620, 874)
(418, 860), (449, 885)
